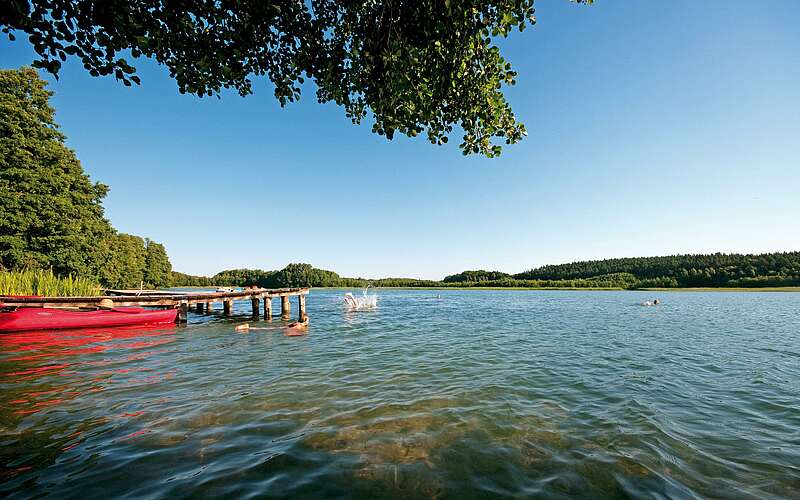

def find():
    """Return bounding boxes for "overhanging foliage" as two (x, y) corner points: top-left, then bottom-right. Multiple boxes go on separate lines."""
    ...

(1, 1), (591, 156)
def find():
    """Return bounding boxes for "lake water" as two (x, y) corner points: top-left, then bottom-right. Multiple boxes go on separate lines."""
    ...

(1, 290), (798, 498)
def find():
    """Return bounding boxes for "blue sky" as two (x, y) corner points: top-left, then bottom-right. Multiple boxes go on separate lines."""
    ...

(2, 0), (798, 279)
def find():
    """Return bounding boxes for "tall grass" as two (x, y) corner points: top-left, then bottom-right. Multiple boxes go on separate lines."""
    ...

(0, 269), (101, 297)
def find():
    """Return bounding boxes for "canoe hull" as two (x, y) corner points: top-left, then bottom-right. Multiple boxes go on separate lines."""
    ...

(0, 307), (179, 333)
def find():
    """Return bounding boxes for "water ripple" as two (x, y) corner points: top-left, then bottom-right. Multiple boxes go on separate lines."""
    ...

(1, 290), (799, 498)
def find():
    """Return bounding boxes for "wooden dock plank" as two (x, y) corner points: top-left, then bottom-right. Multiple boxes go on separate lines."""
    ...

(0, 288), (310, 310)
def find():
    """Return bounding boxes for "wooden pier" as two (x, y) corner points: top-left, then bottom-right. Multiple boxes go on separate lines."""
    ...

(0, 288), (310, 324)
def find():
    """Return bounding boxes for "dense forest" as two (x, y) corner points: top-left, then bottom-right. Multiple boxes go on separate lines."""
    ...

(171, 252), (800, 290)
(513, 253), (800, 288)
(0, 68), (172, 289)
(172, 264), (366, 289)
(443, 270), (511, 283)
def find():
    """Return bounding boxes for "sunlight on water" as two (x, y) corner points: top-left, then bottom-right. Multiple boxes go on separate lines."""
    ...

(1, 290), (799, 498)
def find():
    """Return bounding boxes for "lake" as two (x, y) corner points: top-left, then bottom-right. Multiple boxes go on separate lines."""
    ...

(1, 290), (798, 498)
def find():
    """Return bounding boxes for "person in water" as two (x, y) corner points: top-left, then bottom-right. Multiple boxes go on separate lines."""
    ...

(284, 314), (309, 336)
(235, 315), (308, 335)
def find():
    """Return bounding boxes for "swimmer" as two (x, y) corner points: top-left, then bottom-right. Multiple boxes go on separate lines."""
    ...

(284, 315), (309, 337)
(234, 323), (272, 332)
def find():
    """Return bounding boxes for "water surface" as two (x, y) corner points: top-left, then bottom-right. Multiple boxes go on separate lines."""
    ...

(1, 290), (798, 498)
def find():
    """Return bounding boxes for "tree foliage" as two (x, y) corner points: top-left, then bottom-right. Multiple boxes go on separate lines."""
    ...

(0, 66), (112, 276)
(267, 263), (344, 288)
(514, 252), (800, 288)
(97, 233), (146, 289)
(173, 252), (800, 290)
(443, 270), (511, 283)
(210, 268), (276, 287)
(144, 239), (172, 288)
(0, 67), (173, 289)
(171, 271), (214, 287)
(95, 234), (173, 289)
(1, 0), (591, 157)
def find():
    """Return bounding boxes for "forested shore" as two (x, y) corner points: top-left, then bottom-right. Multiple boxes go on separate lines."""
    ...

(1, 68), (172, 292)
(3, 68), (798, 296)
(172, 253), (800, 290)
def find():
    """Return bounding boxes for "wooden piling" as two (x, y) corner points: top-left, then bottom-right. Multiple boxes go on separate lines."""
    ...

(298, 294), (307, 321)
(178, 302), (189, 323)
(195, 303), (203, 313)
(251, 297), (260, 317)
(281, 295), (290, 319)
(205, 301), (212, 313)
(223, 300), (233, 315)
(264, 297), (272, 321)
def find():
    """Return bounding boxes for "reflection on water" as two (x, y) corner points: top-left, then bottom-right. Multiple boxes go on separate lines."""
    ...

(0, 324), (179, 486)
(1, 290), (799, 498)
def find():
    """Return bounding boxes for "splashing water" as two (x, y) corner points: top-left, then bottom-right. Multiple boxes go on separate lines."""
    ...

(344, 286), (378, 310)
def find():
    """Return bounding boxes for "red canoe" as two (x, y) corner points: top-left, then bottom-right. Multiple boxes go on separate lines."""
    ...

(0, 307), (179, 333)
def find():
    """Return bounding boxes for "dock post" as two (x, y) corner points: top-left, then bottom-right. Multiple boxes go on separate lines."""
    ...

(281, 295), (290, 319)
(223, 300), (233, 315)
(264, 297), (272, 321)
(298, 294), (307, 321)
(195, 303), (203, 313)
(205, 301), (212, 313)
(178, 302), (189, 323)
(251, 297), (260, 317)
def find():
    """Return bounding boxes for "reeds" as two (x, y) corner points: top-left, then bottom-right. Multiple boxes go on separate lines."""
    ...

(0, 269), (101, 297)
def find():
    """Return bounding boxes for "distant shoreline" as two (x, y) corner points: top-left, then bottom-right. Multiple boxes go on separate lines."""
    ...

(171, 253), (800, 291)
(319, 286), (626, 291)
(637, 287), (800, 292)
(278, 286), (800, 292)
(166, 285), (800, 292)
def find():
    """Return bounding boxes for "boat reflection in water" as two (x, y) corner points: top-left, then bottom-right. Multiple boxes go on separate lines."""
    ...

(1, 323), (179, 365)
(0, 323), (179, 482)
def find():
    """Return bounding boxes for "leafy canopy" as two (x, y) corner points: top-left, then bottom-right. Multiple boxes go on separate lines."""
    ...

(144, 239), (172, 288)
(1, 0), (590, 157)
(0, 67), (173, 288)
(0, 66), (112, 276)
(443, 269), (510, 282)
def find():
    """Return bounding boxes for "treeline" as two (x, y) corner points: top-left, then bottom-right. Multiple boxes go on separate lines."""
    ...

(171, 267), (640, 289)
(172, 264), (367, 289)
(99, 236), (172, 289)
(171, 267), (639, 290)
(372, 273), (637, 288)
(443, 270), (511, 283)
(174, 253), (800, 290)
(513, 252), (800, 288)
(0, 68), (172, 290)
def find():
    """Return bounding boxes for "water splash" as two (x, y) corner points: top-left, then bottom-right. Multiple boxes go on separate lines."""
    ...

(344, 286), (378, 311)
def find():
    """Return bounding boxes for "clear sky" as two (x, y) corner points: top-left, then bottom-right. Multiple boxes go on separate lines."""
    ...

(2, 0), (798, 280)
